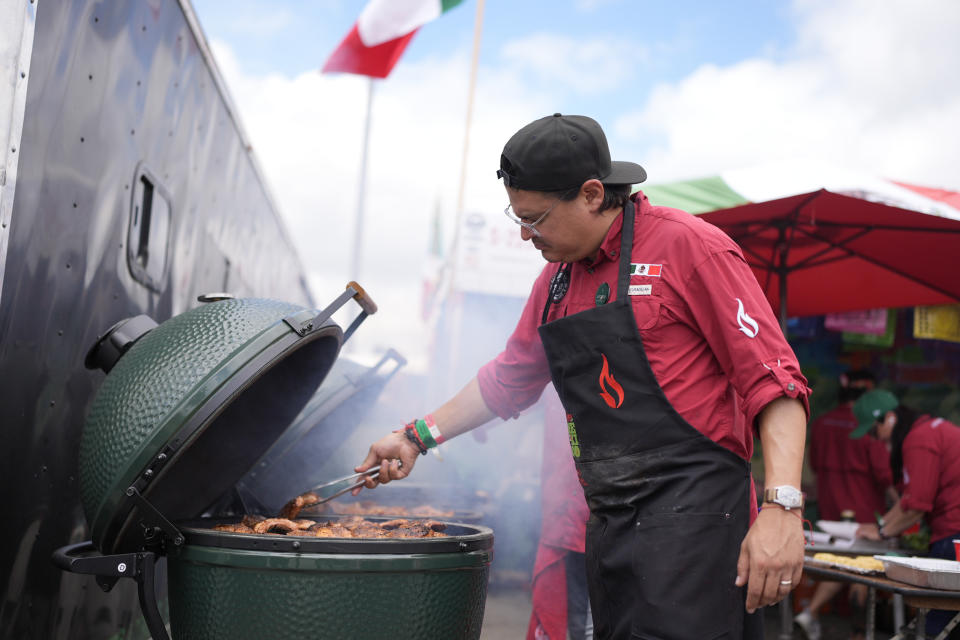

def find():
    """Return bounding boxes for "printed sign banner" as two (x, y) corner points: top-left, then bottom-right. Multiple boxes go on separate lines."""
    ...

(914, 305), (960, 344)
(453, 211), (547, 297)
(842, 309), (897, 348)
(825, 309), (889, 336)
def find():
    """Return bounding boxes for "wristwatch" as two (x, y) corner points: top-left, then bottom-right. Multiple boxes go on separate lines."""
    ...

(763, 485), (804, 511)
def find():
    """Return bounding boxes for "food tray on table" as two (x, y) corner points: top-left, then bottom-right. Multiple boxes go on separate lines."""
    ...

(807, 552), (886, 575)
(816, 520), (861, 540)
(874, 556), (960, 591)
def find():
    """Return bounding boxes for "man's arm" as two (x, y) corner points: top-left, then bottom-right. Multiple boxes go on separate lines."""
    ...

(856, 501), (924, 540)
(735, 396), (807, 613)
(354, 377), (496, 487)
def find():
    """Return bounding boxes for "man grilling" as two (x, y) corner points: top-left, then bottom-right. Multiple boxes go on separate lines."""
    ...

(356, 113), (810, 639)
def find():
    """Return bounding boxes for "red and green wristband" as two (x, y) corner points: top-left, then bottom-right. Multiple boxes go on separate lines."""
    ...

(414, 414), (445, 448)
(398, 414), (445, 455)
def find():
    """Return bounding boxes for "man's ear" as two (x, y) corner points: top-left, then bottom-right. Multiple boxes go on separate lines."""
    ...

(581, 179), (605, 213)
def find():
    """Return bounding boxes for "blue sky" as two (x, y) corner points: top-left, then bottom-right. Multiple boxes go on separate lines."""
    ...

(189, 0), (960, 364)
(194, 2), (793, 93)
(194, 1), (796, 130)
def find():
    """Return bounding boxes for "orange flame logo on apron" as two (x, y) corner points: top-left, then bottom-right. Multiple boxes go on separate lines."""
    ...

(598, 353), (624, 408)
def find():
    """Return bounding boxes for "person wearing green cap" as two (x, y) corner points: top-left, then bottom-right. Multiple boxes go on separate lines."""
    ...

(794, 371), (896, 640)
(852, 389), (960, 637)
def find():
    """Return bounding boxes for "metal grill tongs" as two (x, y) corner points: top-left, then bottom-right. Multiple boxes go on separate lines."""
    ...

(308, 467), (382, 506)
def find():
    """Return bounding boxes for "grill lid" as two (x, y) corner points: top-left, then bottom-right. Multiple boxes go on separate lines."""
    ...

(79, 295), (358, 553)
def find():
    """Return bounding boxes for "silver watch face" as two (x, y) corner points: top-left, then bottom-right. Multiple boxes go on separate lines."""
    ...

(776, 486), (803, 508)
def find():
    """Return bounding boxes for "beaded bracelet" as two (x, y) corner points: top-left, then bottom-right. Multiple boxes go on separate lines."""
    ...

(403, 423), (428, 455)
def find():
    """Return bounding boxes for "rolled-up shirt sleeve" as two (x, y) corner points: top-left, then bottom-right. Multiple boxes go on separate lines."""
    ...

(684, 249), (810, 432)
(476, 268), (553, 420)
(900, 430), (939, 513)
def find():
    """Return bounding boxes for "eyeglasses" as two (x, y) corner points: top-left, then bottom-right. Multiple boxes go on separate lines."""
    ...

(503, 199), (562, 237)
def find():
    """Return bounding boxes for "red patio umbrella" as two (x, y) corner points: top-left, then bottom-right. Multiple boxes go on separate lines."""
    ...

(699, 189), (960, 332)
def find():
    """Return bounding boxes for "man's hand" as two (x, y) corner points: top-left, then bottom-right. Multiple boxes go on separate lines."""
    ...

(353, 431), (422, 491)
(735, 507), (805, 613)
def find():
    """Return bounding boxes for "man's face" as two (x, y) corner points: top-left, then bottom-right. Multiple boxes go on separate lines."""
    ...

(505, 187), (594, 263)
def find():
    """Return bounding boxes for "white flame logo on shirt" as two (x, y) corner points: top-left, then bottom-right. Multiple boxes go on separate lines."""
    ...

(736, 298), (759, 338)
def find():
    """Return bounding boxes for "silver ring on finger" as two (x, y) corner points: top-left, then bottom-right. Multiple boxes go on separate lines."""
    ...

(779, 579), (793, 586)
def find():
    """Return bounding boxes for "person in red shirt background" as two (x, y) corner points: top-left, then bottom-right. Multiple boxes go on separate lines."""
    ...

(853, 389), (960, 638)
(794, 371), (897, 640)
(526, 386), (592, 640)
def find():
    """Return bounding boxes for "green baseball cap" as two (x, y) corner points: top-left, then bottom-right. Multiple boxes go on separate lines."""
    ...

(851, 389), (899, 439)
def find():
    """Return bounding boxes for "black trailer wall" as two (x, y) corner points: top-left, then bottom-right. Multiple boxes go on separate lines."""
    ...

(0, 1), (314, 637)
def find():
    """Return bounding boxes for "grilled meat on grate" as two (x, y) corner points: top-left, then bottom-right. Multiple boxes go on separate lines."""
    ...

(210, 494), (449, 538)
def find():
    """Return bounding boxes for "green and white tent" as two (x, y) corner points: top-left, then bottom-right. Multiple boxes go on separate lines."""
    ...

(640, 161), (960, 219)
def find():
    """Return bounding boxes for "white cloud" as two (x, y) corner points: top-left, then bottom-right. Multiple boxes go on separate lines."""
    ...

(615, 0), (960, 190)
(499, 33), (642, 93)
(209, 39), (555, 368)
(209, 0), (960, 369)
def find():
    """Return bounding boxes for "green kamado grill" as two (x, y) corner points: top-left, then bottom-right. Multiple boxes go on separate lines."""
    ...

(53, 285), (494, 640)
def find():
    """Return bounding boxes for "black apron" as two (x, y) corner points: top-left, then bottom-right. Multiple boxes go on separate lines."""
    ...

(537, 201), (763, 640)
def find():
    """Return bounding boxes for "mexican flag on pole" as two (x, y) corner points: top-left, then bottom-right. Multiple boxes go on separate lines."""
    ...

(322, 0), (465, 78)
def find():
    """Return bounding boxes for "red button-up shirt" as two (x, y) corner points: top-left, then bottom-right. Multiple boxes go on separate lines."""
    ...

(900, 416), (960, 543)
(477, 192), (810, 462)
(809, 405), (893, 522)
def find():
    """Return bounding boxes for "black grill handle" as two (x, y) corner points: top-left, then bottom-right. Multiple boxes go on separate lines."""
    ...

(52, 541), (170, 640)
(52, 541), (138, 578)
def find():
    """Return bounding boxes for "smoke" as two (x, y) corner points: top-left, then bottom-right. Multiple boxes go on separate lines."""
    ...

(228, 288), (552, 586)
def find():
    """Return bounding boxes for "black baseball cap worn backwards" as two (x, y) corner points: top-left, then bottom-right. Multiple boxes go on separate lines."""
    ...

(497, 113), (647, 192)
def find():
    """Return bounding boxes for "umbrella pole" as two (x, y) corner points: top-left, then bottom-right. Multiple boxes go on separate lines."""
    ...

(779, 267), (788, 337)
(776, 223), (789, 337)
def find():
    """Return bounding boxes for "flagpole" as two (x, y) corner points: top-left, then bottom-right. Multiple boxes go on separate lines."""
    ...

(351, 77), (375, 283)
(443, 0), (485, 393)
(452, 0), (485, 248)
